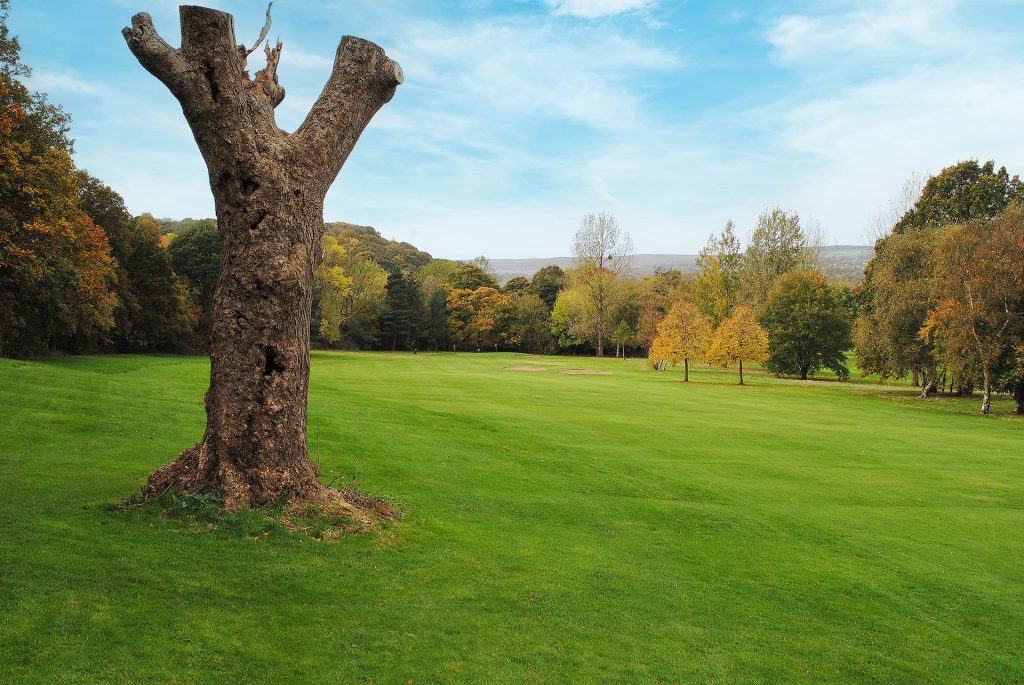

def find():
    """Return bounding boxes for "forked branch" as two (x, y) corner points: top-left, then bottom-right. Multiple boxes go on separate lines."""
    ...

(293, 35), (403, 186)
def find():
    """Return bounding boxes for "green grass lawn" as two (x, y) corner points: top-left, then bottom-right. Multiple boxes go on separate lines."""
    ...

(1, 351), (1022, 683)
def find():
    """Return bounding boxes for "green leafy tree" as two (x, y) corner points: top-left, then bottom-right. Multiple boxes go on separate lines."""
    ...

(503, 276), (531, 296)
(550, 286), (591, 350)
(422, 288), (450, 350)
(762, 270), (853, 380)
(894, 160), (1023, 234)
(168, 220), (220, 310)
(855, 228), (939, 393)
(118, 215), (194, 349)
(380, 268), (422, 351)
(447, 263), (499, 290)
(530, 264), (567, 310)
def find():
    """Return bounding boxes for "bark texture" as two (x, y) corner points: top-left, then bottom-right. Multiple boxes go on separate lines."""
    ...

(123, 6), (401, 508)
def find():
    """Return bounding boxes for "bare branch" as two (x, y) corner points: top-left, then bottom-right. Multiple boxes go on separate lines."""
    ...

(244, 2), (274, 58)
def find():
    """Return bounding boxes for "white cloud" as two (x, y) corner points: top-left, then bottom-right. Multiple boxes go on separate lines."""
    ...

(766, 0), (966, 68)
(545, 0), (655, 19)
(388, 19), (679, 131)
(29, 70), (103, 96)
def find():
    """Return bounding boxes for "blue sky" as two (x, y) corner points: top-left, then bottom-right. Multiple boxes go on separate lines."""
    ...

(10, 0), (1024, 258)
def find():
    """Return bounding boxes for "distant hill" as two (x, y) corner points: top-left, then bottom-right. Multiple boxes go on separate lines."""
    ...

(487, 246), (874, 282)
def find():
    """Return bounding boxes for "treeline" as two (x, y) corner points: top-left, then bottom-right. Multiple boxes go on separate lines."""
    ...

(1, 4), (191, 356)
(855, 161), (1024, 414)
(644, 159), (1024, 414)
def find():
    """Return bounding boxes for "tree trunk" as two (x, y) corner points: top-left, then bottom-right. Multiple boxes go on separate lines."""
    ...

(684, 358), (689, 382)
(738, 357), (744, 385)
(1014, 384), (1024, 415)
(124, 6), (401, 508)
(981, 368), (992, 415)
(800, 365), (808, 380)
(920, 367), (937, 398)
(911, 369), (919, 387)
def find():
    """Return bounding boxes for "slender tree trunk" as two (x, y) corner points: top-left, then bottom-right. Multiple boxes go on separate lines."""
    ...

(684, 358), (689, 382)
(124, 6), (401, 508)
(738, 357), (744, 385)
(1014, 384), (1024, 415)
(981, 367), (992, 415)
(911, 369), (919, 387)
(920, 367), (937, 398)
(800, 365), (808, 380)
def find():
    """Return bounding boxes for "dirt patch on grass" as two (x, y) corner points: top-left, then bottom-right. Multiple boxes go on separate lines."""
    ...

(558, 369), (612, 375)
(504, 366), (547, 372)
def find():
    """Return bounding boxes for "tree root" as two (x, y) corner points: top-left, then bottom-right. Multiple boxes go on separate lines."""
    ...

(144, 442), (398, 531)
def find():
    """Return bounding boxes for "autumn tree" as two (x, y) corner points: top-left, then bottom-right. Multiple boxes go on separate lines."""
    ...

(571, 212), (633, 356)
(122, 5), (402, 508)
(648, 300), (712, 381)
(694, 220), (742, 325)
(634, 269), (691, 350)
(447, 287), (506, 350)
(76, 190), (194, 352)
(708, 306), (769, 385)
(0, 5), (117, 356)
(761, 270), (853, 381)
(924, 208), (1024, 413)
(741, 208), (813, 310)
(496, 292), (553, 353)
(855, 161), (1021, 398)
(314, 235), (353, 346)
(314, 234), (387, 347)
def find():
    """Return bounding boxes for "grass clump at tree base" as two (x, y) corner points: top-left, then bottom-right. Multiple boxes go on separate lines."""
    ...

(114, 486), (399, 541)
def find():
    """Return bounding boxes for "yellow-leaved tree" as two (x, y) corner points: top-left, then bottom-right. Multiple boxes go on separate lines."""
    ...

(648, 300), (713, 381)
(315, 235), (353, 346)
(708, 305), (769, 385)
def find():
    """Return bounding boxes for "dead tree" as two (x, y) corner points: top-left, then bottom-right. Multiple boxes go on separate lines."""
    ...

(122, 5), (402, 510)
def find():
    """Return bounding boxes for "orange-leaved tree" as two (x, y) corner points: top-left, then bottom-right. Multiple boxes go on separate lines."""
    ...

(447, 287), (507, 350)
(708, 305), (769, 385)
(648, 300), (713, 381)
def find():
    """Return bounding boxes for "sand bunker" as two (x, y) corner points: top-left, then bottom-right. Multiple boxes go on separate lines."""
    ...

(504, 366), (547, 372)
(558, 369), (612, 375)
